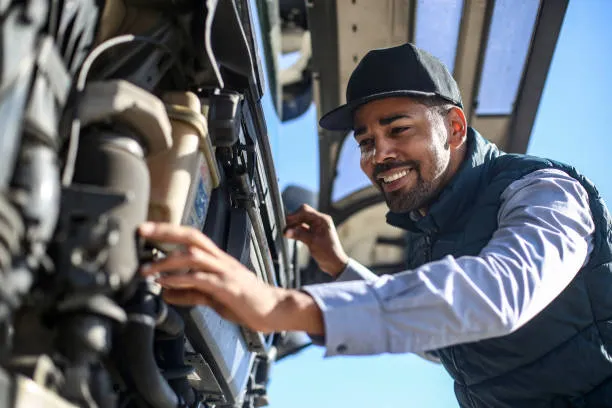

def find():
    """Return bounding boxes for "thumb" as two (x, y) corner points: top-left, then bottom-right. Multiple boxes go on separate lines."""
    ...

(284, 226), (312, 246)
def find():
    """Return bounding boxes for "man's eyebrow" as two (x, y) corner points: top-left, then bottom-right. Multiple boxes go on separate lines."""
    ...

(353, 114), (412, 137)
(379, 114), (412, 126)
(353, 126), (366, 136)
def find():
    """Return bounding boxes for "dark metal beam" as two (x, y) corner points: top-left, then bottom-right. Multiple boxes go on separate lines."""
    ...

(306, 0), (344, 211)
(407, 0), (417, 44)
(505, 0), (569, 153)
(452, 0), (495, 121)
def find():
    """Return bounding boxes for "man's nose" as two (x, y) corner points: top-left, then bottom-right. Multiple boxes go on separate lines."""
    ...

(373, 136), (396, 164)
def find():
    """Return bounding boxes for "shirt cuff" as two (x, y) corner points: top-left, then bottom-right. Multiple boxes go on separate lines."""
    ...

(301, 279), (386, 357)
(335, 258), (379, 282)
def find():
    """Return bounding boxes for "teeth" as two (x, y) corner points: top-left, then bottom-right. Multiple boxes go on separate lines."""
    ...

(381, 170), (409, 183)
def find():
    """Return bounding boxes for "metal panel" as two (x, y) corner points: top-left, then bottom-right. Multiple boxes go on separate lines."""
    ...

(329, 185), (382, 226)
(185, 306), (255, 404)
(336, 201), (405, 269)
(335, 0), (414, 104)
(452, 0), (494, 121)
(471, 115), (510, 148)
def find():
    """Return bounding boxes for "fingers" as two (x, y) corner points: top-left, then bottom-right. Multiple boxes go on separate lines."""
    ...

(157, 271), (223, 294)
(162, 288), (212, 306)
(140, 247), (222, 277)
(158, 272), (244, 320)
(284, 224), (313, 244)
(285, 205), (336, 244)
(285, 204), (327, 227)
(139, 222), (220, 254)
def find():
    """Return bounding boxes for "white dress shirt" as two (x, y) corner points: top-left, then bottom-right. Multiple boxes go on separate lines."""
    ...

(302, 169), (595, 357)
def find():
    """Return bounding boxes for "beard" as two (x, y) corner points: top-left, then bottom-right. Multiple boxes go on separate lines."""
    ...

(372, 131), (452, 213)
(375, 160), (447, 213)
(382, 170), (438, 213)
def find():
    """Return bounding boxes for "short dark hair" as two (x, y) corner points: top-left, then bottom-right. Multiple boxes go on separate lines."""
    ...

(411, 95), (459, 148)
(411, 95), (456, 117)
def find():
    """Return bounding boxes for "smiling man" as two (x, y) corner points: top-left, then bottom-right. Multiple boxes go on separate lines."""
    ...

(352, 97), (463, 213)
(140, 43), (612, 407)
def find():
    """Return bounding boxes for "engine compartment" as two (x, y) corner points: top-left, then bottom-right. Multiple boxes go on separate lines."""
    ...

(0, 1), (298, 407)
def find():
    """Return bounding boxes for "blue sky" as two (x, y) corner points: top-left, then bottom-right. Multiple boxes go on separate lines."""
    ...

(265, 1), (612, 407)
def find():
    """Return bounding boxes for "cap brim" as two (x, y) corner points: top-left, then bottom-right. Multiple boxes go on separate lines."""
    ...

(318, 90), (438, 131)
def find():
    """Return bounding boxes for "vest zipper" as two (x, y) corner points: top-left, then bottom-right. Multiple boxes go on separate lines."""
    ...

(424, 233), (432, 262)
(425, 233), (466, 376)
(426, 231), (472, 406)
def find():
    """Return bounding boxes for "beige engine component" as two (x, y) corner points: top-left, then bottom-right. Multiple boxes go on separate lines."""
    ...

(78, 80), (173, 156)
(14, 375), (78, 408)
(147, 92), (220, 229)
(96, 0), (162, 44)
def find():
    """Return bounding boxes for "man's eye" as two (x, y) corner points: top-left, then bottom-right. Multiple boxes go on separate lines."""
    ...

(391, 126), (410, 134)
(358, 139), (373, 150)
(359, 140), (374, 155)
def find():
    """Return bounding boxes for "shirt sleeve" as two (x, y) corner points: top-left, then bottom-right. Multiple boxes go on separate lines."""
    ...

(301, 169), (595, 357)
(334, 254), (441, 363)
(334, 258), (379, 282)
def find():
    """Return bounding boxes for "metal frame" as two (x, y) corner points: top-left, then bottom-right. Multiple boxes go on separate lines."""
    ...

(506, 0), (569, 153)
(452, 0), (494, 122)
(305, 0), (341, 212)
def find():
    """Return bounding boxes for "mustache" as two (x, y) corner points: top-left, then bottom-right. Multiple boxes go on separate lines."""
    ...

(373, 160), (419, 180)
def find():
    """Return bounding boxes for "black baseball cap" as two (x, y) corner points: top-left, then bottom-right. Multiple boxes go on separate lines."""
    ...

(319, 43), (463, 131)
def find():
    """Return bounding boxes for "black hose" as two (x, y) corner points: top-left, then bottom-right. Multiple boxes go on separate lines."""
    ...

(122, 315), (179, 408)
(155, 305), (196, 405)
(156, 303), (184, 338)
(118, 283), (179, 408)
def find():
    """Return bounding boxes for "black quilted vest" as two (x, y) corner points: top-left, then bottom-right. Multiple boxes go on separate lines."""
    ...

(387, 129), (612, 407)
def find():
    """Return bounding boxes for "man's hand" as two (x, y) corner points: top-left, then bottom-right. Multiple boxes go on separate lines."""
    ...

(138, 222), (323, 335)
(285, 204), (349, 278)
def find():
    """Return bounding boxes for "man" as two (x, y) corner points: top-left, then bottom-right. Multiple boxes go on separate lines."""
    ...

(139, 43), (612, 407)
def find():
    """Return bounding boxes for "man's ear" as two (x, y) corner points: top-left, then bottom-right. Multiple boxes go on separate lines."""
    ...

(447, 107), (467, 148)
